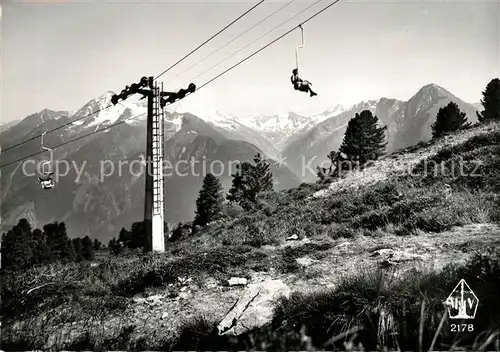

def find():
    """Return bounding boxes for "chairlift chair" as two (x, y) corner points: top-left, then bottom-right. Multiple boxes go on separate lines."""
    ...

(291, 25), (317, 97)
(38, 132), (55, 189)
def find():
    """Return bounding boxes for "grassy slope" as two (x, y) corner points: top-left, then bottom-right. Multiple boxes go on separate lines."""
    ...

(2, 121), (500, 351)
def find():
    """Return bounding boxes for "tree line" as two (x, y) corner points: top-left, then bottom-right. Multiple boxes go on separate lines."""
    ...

(1, 219), (102, 272)
(4, 78), (497, 261)
(108, 153), (275, 250)
(112, 77), (500, 249)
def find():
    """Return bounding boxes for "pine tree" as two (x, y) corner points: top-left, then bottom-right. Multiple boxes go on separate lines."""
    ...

(72, 237), (84, 262)
(227, 161), (256, 210)
(44, 222), (75, 263)
(194, 173), (224, 226)
(108, 237), (122, 255)
(227, 154), (275, 211)
(316, 166), (328, 181)
(118, 227), (131, 246)
(253, 153), (274, 193)
(339, 110), (387, 166)
(93, 239), (102, 251)
(431, 102), (471, 138)
(1, 219), (33, 271)
(82, 236), (95, 261)
(477, 78), (500, 123)
(117, 221), (149, 250)
(316, 151), (346, 182)
(131, 221), (148, 249)
(32, 228), (51, 266)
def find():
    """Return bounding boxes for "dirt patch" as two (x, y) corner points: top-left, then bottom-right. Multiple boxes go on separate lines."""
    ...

(288, 223), (500, 292)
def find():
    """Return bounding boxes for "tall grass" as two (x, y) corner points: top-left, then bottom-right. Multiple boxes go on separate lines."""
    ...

(165, 248), (500, 351)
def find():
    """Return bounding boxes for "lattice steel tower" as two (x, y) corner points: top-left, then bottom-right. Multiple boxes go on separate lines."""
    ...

(150, 81), (165, 251)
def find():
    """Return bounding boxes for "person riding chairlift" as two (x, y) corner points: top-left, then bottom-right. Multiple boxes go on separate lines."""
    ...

(291, 68), (317, 97)
(38, 131), (56, 189)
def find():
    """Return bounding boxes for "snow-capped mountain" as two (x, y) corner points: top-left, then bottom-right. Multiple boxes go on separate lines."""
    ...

(241, 104), (348, 149)
(19, 92), (348, 157)
(0, 95), (301, 242)
(68, 91), (148, 130)
(310, 104), (350, 120)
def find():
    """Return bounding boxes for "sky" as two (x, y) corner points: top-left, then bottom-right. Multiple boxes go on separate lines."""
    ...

(1, 0), (499, 123)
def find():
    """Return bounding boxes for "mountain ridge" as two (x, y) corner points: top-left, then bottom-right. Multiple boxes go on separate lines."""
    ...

(0, 101), (301, 241)
(0, 82), (482, 239)
(282, 83), (479, 181)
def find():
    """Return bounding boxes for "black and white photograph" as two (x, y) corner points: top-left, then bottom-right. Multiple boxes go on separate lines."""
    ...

(0, 0), (499, 350)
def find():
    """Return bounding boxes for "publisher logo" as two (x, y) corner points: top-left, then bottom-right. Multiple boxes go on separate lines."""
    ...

(444, 279), (479, 320)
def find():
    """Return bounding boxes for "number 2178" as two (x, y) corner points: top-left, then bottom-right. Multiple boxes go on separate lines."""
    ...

(451, 324), (474, 332)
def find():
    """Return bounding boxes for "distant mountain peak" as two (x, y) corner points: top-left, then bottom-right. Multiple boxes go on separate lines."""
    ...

(350, 99), (379, 110)
(101, 90), (116, 98)
(96, 91), (115, 104)
(37, 108), (68, 122)
(416, 83), (451, 97)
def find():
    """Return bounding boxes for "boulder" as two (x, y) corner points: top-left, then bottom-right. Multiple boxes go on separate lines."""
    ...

(218, 279), (291, 336)
(227, 277), (248, 286)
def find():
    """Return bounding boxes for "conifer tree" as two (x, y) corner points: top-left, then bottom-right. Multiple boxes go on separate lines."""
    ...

(253, 153), (274, 193)
(227, 161), (256, 210)
(477, 78), (500, 123)
(72, 237), (84, 261)
(117, 222), (148, 249)
(431, 102), (470, 138)
(227, 154), (275, 211)
(131, 221), (148, 249)
(44, 222), (75, 263)
(1, 219), (33, 271)
(339, 110), (387, 166)
(316, 151), (347, 182)
(32, 228), (51, 266)
(118, 227), (131, 246)
(82, 236), (95, 261)
(93, 239), (102, 251)
(316, 166), (328, 181)
(194, 173), (224, 226)
(108, 237), (122, 255)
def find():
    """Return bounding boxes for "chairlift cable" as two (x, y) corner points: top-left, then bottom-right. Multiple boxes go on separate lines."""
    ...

(189, 0), (322, 83)
(153, 0), (266, 80)
(0, 114), (146, 169)
(173, 0), (298, 80)
(195, 0), (342, 91)
(1, 1), (265, 156)
(0, 0), (343, 169)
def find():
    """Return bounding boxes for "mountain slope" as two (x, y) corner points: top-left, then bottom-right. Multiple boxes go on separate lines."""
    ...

(184, 109), (280, 159)
(389, 84), (478, 151)
(0, 106), (300, 242)
(3, 120), (500, 351)
(243, 105), (347, 150)
(0, 119), (21, 133)
(282, 84), (479, 181)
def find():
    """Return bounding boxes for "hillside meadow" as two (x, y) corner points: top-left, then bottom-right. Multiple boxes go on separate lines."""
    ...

(2, 121), (500, 351)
